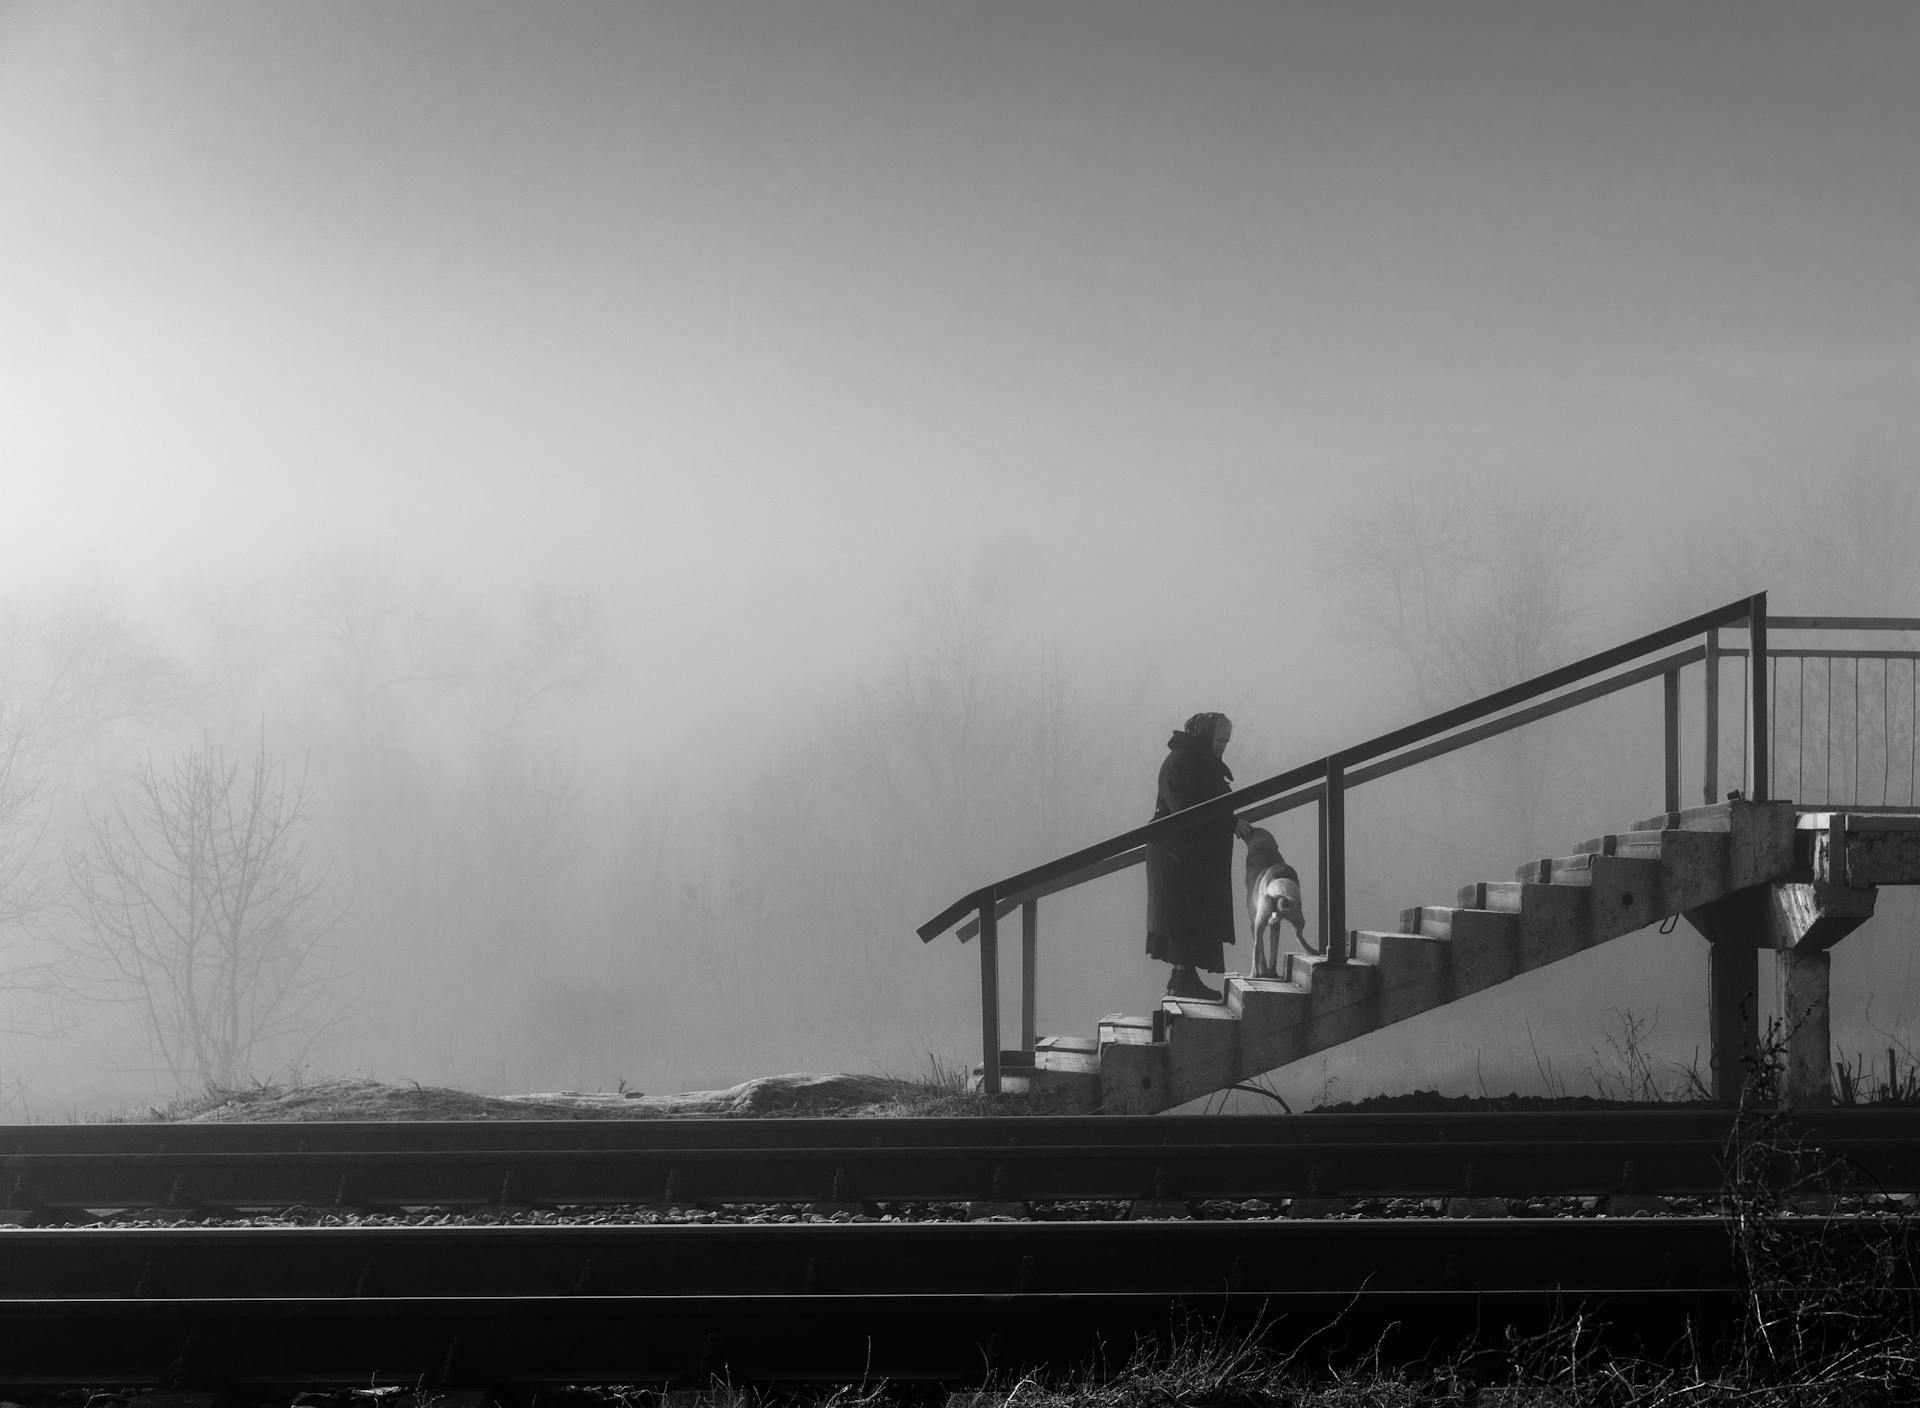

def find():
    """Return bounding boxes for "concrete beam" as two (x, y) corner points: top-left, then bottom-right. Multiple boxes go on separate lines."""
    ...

(1727, 801), (1799, 890)
(1769, 882), (1877, 953)
(1805, 814), (1920, 886)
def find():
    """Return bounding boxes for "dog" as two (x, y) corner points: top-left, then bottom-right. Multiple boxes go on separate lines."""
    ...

(1242, 826), (1310, 979)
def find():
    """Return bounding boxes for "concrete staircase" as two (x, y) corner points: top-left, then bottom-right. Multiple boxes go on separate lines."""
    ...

(1016, 799), (1803, 1115)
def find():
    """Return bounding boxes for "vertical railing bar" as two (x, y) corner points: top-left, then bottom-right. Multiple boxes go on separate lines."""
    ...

(1798, 657), (1806, 799)
(1853, 657), (1860, 804)
(1663, 668), (1681, 814)
(977, 897), (1001, 1096)
(1884, 659), (1892, 806)
(1911, 658), (1917, 807)
(1020, 898), (1037, 1054)
(1825, 657), (1833, 803)
(1747, 594), (1767, 804)
(1315, 790), (1328, 957)
(1769, 657), (1779, 801)
(1703, 628), (1720, 805)
(1322, 757), (1347, 964)
(1740, 663), (1749, 796)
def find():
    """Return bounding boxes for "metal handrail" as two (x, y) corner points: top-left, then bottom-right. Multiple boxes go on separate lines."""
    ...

(921, 591), (1771, 1094)
(1743, 617), (1920, 632)
(954, 642), (1707, 943)
(920, 595), (1761, 944)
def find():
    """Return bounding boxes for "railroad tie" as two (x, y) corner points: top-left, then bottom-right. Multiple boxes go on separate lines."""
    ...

(1446, 1160), (1507, 1217)
(0, 1171), (36, 1227)
(809, 1165), (862, 1218)
(966, 1162), (1026, 1220)
(162, 1172), (193, 1211)
(1605, 1157), (1671, 1216)
(648, 1166), (700, 1215)
(497, 1168), (532, 1211)
(1128, 1162), (1188, 1220)
(1290, 1160), (1347, 1218)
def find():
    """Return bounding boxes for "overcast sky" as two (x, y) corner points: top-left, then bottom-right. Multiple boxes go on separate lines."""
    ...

(3, 0), (1916, 744)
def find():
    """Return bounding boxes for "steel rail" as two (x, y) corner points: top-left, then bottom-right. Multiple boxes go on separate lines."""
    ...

(0, 1219), (1762, 1298)
(6, 1107), (1917, 1155)
(0, 1219), (1893, 1386)
(0, 1288), (1740, 1387)
(4, 1132), (1918, 1213)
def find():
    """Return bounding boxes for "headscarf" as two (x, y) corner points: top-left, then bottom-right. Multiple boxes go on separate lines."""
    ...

(1183, 711), (1230, 740)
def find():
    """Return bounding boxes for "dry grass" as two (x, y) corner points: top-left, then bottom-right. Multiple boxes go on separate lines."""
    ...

(113, 1066), (1045, 1123)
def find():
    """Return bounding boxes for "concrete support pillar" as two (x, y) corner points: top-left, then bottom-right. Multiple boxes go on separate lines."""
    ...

(1687, 888), (1766, 1105)
(1778, 948), (1832, 1109)
(1708, 942), (1762, 1104)
(1766, 883), (1871, 1110)
(1691, 881), (1876, 1107)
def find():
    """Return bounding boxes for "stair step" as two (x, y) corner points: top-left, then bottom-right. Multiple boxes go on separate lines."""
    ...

(1462, 881), (1525, 911)
(1035, 1034), (1097, 1055)
(1098, 1013), (1156, 1047)
(1161, 998), (1239, 1021)
(1034, 1048), (1101, 1075)
(1519, 854), (1662, 937)
(1573, 830), (1666, 859)
(1519, 854), (1597, 885)
(1351, 929), (1448, 969)
(1225, 975), (1310, 1020)
(1397, 906), (1518, 943)
(1630, 801), (1734, 833)
(1286, 951), (1378, 985)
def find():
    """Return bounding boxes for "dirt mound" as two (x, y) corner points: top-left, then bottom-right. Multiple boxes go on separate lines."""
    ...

(141, 1072), (1002, 1122)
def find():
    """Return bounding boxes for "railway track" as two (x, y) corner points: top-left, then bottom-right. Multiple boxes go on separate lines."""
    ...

(0, 1110), (1913, 1390)
(5, 1110), (1917, 1215)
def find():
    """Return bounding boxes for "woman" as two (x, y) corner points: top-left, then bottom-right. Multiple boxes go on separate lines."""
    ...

(1146, 712), (1252, 1001)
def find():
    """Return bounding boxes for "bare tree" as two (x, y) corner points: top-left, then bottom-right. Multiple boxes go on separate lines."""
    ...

(1309, 476), (1616, 862)
(1634, 465), (1920, 622)
(0, 584), (185, 791)
(0, 585), (185, 1040)
(64, 738), (345, 1089)
(0, 709), (47, 931)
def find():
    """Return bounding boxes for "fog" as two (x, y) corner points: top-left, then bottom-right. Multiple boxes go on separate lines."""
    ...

(2, 2), (1917, 1116)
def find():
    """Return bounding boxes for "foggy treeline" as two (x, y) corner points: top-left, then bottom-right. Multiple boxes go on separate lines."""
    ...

(2, 467), (1918, 1117)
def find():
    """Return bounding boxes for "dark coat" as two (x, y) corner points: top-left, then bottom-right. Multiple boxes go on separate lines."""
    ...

(1145, 731), (1237, 972)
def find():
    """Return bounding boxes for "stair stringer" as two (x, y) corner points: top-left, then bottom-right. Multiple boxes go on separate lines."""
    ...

(1069, 800), (1799, 1115)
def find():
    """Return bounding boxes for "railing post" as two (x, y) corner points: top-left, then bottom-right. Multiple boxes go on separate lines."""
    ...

(1321, 755), (1347, 963)
(1703, 628), (1720, 804)
(1663, 668), (1681, 814)
(977, 896), (1001, 1095)
(1748, 594), (1769, 803)
(1020, 898), (1037, 1053)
